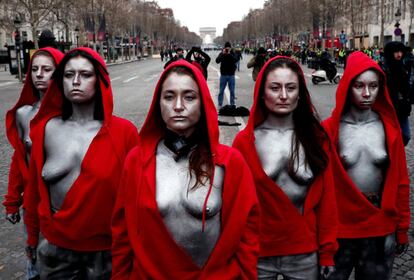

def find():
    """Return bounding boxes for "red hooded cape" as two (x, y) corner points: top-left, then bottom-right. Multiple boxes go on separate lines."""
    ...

(3, 47), (63, 214)
(322, 51), (410, 244)
(24, 47), (139, 251)
(232, 56), (338, 266)
(111, 60), (260, 279)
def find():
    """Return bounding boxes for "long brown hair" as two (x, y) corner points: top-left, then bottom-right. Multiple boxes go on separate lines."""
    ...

(159, 66), (214, 189)
(259, 58), (329, 176)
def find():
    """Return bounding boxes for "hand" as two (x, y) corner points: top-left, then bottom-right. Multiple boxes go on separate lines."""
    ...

(320, 266), (335, 279)
(6, 212), (21, 224)
(396, 242), (409, 256)
(25, 246), (37, 265)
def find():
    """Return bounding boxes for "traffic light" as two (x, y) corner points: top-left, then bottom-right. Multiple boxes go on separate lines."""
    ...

(14, 30), (20, 45)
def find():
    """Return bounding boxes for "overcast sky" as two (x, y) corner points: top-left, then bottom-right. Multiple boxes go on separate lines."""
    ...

(156, 0), (266, 36)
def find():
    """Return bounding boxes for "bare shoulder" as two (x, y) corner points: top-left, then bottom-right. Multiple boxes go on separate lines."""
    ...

(44, 117), (66, 140)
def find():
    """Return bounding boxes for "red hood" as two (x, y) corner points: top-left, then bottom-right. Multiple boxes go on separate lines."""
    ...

(6, 47), (63, 151)
(139, 59), (219, 162)
(326, 51), (398, 142)
(31, 47), (113, 130)
(245, 55), (312, 132)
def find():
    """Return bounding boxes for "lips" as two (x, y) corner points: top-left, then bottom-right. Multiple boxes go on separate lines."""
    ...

(171, 116), (187, 120)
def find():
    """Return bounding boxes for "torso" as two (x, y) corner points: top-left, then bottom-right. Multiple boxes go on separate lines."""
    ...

(16, 103), (41, 163)
(156, 141), (223, 267)
(254, 126), (314, 213)
(42, 117), (102, 212)
(339, 113), (388, 194)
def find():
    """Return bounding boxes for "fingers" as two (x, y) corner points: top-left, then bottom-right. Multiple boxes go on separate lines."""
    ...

(6, 212), (21, 224)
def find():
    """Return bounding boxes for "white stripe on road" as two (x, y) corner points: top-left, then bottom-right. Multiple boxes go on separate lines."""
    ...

(209, 66), (246, 131)
(0, 81), (19, 87)
(123, 76), (139, 83)
(110, 76), (121, 81)
(144, 74), (159, 82)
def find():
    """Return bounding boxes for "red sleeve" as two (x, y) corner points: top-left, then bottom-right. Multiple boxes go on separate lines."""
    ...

(24, 157), (40, 247)
(316, 155), (338, 267)
(396, 140), (410, 244)
(3, 151), (24, 214)
(233, 153), (260, 279)
(111, 153), (135, 279)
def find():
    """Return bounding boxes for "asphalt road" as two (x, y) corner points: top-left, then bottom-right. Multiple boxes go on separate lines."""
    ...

(0, 53), (413, 279)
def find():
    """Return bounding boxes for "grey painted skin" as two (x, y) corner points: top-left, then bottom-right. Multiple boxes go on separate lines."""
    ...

(156, 140), (223, 268)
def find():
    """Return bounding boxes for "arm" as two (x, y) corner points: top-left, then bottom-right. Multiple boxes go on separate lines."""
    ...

(185, 48), (195, 61)
(247, 57), (256, 69)
(215, 52), (223, 64)
(197, 49), (211, 65)
(3, 151), (24, 223)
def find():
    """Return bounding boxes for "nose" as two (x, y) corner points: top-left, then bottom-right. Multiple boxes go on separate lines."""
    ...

(362, 85), (371, 98)
(73, 73), (81, 85)
(36, 68), (43, 77)
(173, 97), (184, 111)
(280, 87), (288, 100)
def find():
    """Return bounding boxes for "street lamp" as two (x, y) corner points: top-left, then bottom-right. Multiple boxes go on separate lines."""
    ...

(74, 26), (79, 47)
(13, 15), (23, 82)
(394, 8), (402, 41)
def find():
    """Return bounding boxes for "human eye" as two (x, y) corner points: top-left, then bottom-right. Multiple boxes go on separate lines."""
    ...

(31, 67), (38, 72)
(353, 82), (363, 89)
(369, 83), (379, 89)
(64, 71), (74, 78)
(184, 93), (197, 101)
(81, 71), (95, 78)
(162, 93), (174, 100)
(287, 85), (297, 91)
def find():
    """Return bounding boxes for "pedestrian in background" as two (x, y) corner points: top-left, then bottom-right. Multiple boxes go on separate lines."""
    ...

(3, 47), (63, 280)
(234, 47), (243, 71)
(233, 56), (338, 280)
(215, 42), (237, 108)
(164, 47), (185, 68)
(381, 41), (411, 145)
(111, 60), (259, 279)
(185, 46), (211, 79)
(323, 51), (410, 280)
(24, 47), (138, 279)
(247, 47), (268, 81)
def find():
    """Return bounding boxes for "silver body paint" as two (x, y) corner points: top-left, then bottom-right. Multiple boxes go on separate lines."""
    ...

(42, 118), (101, 212)
(339, 109), (388, 194)
(254, 123), (313, 214)
(156, 140), (223, 267)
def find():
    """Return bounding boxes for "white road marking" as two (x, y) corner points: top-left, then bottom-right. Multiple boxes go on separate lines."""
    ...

(144, 74), (159, 82)
(123, 76), (139, 83)
(110, 76), (121, 81)
(0, 81), (18, 87)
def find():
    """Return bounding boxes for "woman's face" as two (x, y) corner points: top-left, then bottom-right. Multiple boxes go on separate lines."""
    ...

(350, 70), (380, 110)
(31, 54), (55, 94)
(63, 56), (97, 104)
(160, 72), (201, 137)
(263, 67), (300, 115)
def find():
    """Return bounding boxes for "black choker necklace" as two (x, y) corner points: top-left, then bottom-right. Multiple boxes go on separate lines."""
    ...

(164, 129), (198, 161)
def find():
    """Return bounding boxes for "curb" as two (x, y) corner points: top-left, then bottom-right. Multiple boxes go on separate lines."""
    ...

(106, 56), (153, 67)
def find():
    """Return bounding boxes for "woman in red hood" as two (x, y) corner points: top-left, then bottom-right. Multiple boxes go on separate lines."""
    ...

(3, 47), (63, 280)
(111, 60), (260, 279)
(323, 51), (410, 280)
(24, 47), (139, 279)
(233, 56), (338, 279)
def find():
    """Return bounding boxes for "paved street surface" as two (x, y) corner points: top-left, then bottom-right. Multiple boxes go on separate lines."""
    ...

(0, 53), (414, 279)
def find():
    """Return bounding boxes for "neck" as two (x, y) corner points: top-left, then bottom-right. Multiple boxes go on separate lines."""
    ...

(343, 106), (375, 124)
(69, 101), (96, 122)
(263, 112), (294, 130)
